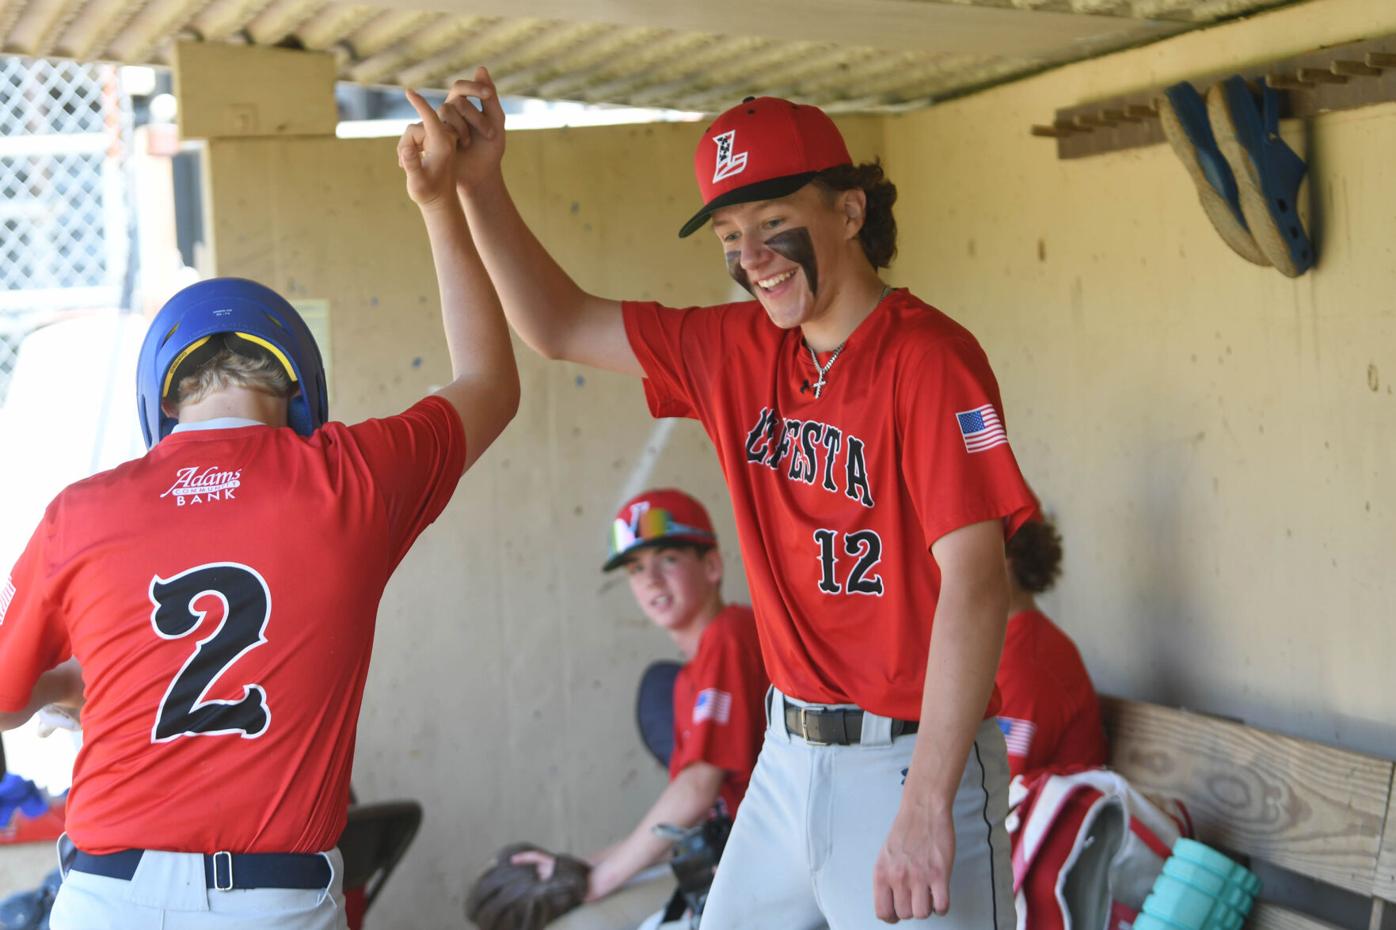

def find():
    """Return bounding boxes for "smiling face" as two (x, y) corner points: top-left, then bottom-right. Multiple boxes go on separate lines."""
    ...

(623, 544), (723, 634)
(711, 183), (867, 331)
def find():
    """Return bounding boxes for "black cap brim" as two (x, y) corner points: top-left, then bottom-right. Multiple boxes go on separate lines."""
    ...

(677, 171), (820, 238)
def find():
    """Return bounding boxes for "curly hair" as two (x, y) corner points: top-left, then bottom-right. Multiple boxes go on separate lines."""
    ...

(812, 160), (898, 269)
(465, 843), (592, 930)
(1006, 517), (1063, 595)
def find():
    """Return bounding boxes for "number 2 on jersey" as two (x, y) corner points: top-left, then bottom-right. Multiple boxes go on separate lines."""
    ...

(148, 562), (271, 742)
(813, 529), (885, 596)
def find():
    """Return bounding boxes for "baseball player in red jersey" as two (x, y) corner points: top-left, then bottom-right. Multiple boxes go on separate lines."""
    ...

(0, 92), (518, 929)
(995, 516), (1106, 779)
(515, 489), (767, 926)
(437, 69), (1036, 928)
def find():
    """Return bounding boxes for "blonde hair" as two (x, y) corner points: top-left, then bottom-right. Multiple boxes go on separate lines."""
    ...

(172, 345), (295, 409)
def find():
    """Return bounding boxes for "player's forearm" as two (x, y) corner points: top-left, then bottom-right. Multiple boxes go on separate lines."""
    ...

(590, 762), (723, 899)
(0, 659), (83, 731)
(419, 198), (520, 459)
(589, 823), (673, 900)
(456, 176), (600, 363)
(904, 555), (1008, 807)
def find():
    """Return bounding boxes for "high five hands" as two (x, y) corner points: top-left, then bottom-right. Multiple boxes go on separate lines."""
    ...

(397, 88), (460, 209)
(397, 66), (507, 205)
(438, 66), (507, 193)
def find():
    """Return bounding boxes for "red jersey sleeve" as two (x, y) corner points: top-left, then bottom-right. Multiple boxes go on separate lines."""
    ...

(897, 336), (1037, 548)
(669, 618), (765, 780)
(995, 614), (1108, 778)
(621, 300), (733, 421)
(0, 503), (73, 712)
(333, 396), (467, 569)
(994, 664), (1054, 777)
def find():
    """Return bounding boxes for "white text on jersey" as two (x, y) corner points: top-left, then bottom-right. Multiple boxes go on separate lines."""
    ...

(161, 466), (242, 507)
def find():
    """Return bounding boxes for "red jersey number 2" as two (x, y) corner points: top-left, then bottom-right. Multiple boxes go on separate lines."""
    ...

(148, 562), (272, 743)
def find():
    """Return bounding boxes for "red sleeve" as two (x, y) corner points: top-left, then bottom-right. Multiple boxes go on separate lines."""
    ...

(336, 396), (467, 569)
(669, 620), (765, 780)
(0, 504), (72, 712)
(897, 336), (1037, 548)
(996, 619), (1108, 777)
(621, 300), (732, 422)
(994, 682), (1051, 779)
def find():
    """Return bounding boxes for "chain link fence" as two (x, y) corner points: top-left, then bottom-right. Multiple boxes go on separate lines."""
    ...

(0, 56), (134, 405)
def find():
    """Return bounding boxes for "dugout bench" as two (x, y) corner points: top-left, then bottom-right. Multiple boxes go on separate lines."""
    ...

(1101, 698), (1396, 930)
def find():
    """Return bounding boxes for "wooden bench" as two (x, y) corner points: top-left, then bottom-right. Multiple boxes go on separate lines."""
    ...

(1102, 698), (1396, 930)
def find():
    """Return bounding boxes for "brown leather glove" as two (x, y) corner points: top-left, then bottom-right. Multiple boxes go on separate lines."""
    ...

(465, 843), (592, 930)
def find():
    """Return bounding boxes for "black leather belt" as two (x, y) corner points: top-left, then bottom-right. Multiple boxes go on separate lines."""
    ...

(71, 849), (331, 892)
(783, 700), (918, 746)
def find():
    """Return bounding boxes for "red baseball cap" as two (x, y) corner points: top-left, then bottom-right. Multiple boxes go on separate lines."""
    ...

(677, 96), (852, 238)
(604, 488), (717, 572)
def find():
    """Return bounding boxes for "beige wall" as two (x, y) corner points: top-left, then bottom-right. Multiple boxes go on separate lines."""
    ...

(197, 1), (1396, 920)
(203, 117), (882, 926)
(880, 0), (1396, 757)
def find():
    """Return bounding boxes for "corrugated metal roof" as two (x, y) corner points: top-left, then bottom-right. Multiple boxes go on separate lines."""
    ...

(0, 0), (1304, 111)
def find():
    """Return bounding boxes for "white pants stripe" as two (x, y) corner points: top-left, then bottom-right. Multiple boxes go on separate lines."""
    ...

(699, 688), (1014, 930)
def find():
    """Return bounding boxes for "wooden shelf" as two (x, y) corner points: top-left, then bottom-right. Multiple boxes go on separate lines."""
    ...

(1033, 35), (1396, 159)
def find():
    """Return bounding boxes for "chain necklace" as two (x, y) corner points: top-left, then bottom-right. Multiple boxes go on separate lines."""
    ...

(805, 285), (891, 399)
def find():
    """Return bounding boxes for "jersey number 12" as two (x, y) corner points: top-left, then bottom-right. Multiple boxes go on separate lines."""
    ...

(813, 529), (885, 596)
(148, 562), (271, 743)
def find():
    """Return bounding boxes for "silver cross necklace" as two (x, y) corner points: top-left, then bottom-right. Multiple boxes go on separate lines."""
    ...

(805, 285), (891, 399)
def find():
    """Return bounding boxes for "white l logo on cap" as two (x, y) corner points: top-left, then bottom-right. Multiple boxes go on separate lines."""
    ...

(712, 130), (749, 183)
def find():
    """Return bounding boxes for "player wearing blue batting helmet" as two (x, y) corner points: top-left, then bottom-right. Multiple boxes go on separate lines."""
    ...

(136, 277), (328, 448)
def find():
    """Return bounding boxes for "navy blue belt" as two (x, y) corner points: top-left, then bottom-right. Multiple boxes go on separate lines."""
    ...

(70, 849), (330, 892)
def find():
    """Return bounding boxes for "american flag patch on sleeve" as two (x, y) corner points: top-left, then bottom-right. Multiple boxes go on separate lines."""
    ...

(955, 404), (1008, 454)
(694, 688), (732, 725)
(0, 576), (14, 626)
(997, 716), (1036, 757)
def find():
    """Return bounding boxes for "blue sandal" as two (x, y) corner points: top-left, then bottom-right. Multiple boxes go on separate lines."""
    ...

(1206, 76), (1315, 277)
(1157, 82), (1268, 267)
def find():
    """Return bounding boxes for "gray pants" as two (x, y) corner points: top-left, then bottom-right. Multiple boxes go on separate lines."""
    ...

(699, 688), (1014, 930)
(50, 836), (347, 930)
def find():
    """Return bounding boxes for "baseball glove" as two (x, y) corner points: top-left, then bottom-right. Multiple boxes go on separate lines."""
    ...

(465, 843), (591, 930)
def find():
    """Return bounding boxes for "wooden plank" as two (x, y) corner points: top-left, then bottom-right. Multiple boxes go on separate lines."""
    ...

(1102, 698), (1394, 897)
(174, 41), (337, 141)
(1376, 781), (1396, 902)
(1046, 34), (1396, 159)
(1250, 901), (1346, 930)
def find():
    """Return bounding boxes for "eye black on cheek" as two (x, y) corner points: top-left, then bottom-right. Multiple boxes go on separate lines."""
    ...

(764, 228), (818, 295)
(725, 250), (754, 296)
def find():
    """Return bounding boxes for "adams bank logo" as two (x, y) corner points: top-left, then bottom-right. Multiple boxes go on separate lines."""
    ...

(712, 130), (748, 183)
(162, 466), (242, 507)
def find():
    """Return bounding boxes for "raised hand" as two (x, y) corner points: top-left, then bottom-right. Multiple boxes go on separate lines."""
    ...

(397, 88), (459, 209)
(438, 65), (507, 193)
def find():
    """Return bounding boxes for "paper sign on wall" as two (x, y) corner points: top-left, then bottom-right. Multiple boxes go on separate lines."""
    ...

(292, 299), (332, 402)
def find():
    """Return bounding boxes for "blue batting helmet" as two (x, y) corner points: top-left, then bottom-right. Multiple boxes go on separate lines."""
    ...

(137, 277), (328, 448)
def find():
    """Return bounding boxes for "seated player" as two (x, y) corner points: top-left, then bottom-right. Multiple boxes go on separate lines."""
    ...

(995, 516), (1107, 779)
(513, 489), (768, 928)
(0, 92), (518, 930)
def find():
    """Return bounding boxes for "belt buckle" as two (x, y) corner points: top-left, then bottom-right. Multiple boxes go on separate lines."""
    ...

(799, 707), (831, 746)
(212, 850), (234, 892)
